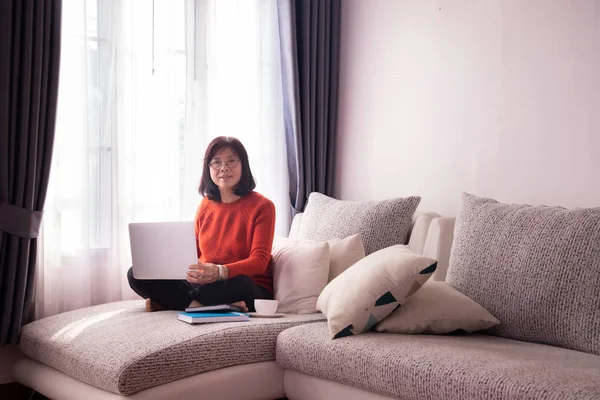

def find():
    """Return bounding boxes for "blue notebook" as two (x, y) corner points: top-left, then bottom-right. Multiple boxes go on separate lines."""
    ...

(177, 311), (249, 324)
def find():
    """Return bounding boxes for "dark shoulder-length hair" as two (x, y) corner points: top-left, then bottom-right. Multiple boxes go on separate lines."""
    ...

(198, 136), (256, 202)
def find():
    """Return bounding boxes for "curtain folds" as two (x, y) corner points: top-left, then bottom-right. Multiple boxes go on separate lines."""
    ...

(0, 0), (62, 345)
(277, 0), (341, 214)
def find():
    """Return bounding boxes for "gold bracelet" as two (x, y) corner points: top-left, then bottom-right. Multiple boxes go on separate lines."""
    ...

(218, 264), (226, 280)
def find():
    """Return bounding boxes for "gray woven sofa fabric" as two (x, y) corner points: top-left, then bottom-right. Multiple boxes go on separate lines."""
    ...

(297, 192), (421, 255)
(19, 300), (325, 395)
(447, 193), (600, 355)
(276, 323), (600, 400)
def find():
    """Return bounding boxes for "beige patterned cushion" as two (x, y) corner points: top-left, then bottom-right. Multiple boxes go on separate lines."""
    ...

(374, 281), (500, 334)
(447, 193), (600, 355)
(19, 300), (325, 395)
(277, 322), (600, 400)
(317, 245), (437, 338)
(297, 192), (421, 255)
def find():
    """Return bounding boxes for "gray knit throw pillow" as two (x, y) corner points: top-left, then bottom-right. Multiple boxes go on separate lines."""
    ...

(297, 193), (421, 255)
(447, 192), (600, 355)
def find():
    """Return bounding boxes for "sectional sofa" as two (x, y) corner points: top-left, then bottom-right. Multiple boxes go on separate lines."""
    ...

(11, 193), (600, 399)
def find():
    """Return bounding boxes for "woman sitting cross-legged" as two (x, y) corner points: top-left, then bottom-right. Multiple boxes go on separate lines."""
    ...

(127, 136), (275, 313)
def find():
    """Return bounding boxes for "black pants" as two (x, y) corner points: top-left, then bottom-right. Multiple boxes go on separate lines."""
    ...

(127, 267), (271, 311)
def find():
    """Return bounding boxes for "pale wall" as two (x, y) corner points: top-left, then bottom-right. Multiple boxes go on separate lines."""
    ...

(335, 0), (600, 216)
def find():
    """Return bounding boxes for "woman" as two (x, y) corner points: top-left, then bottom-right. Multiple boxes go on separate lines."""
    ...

(127, 136), (276, 312)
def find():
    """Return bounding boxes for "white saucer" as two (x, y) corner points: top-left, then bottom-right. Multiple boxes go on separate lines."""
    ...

(248, 312), (284, 318)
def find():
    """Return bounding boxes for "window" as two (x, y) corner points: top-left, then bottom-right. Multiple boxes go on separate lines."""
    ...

(54, 0), (189, 249)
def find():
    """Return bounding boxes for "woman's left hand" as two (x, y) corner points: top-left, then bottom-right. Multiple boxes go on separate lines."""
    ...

(187, 262), (220, 285)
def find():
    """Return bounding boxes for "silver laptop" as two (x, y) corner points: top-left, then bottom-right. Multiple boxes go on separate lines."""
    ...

(129, 221), (198, 280)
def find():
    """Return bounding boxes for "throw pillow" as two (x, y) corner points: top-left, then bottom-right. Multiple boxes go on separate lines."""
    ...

(297, 192), (421, 255)
(374, 281), (500, 334)
(326, 234), (366, 282)
(271, 238), (330, 314)
(447, 192), (600, 355)
(317, 245), (437, 339)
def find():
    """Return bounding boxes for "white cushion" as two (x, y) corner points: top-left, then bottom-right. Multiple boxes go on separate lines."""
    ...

(375, 281), (500, 334)
(325, 234), (365, 282)
(317, 245), (437, 338)
(272, 238), (330, 314)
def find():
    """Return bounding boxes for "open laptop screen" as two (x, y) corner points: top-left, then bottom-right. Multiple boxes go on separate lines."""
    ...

(129, 221), (197, 280)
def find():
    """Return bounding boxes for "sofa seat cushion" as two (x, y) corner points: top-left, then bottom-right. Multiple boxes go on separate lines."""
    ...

(19, 300), (325, 395)
(276, 322), (600, 400)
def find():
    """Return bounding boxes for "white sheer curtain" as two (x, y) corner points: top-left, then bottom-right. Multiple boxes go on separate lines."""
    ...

(36, 0), (289, 318)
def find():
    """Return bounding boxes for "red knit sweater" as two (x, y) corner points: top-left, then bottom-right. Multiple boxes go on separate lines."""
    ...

(194, 191), (275, 292)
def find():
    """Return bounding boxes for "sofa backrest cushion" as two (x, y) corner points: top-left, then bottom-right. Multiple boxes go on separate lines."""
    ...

(296, 192), (421, 255)
(446, 192), (600, 355)
(289, 209), (441, 256)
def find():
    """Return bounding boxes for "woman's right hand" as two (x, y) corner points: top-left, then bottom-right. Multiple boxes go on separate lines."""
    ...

(186, 262), (219, 284)
(186, 263), (203, 284)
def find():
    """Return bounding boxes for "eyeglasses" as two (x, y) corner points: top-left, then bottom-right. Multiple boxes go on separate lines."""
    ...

(208, 158), (240, 170)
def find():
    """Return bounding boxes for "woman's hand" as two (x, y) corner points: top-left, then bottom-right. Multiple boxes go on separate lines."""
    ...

(187, 263), (220, 285)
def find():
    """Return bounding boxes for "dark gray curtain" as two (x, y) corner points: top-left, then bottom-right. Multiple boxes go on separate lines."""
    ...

(277, 0), (341, 214)
(0, 0), (62, 345)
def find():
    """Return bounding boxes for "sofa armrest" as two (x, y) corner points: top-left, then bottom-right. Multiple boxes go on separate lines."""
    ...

(408, 211), (441, 254)
(422, 217), (455, 281)
(288, 213), (303, 239)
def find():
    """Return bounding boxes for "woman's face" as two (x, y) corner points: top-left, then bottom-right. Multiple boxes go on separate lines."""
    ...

(208, 147), (242, 194)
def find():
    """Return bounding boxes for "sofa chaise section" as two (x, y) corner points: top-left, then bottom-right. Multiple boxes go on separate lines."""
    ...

(12, 208), (442, 399)
(15, 299), (325, 398)
(277, 322), (600, 400)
